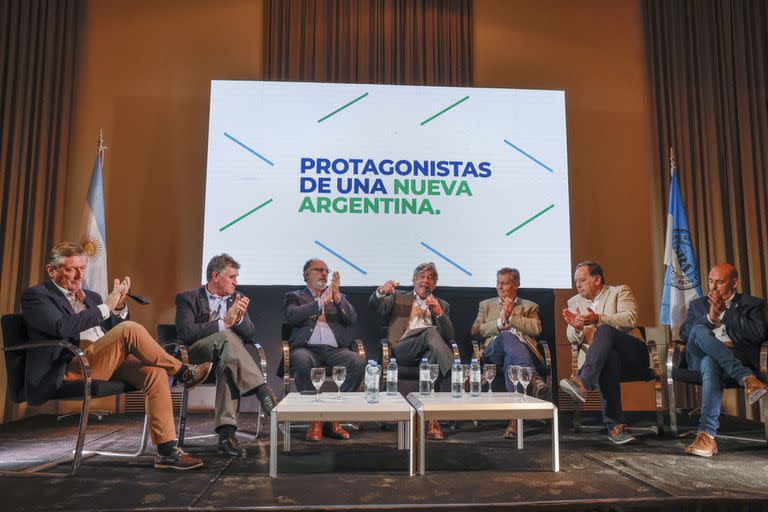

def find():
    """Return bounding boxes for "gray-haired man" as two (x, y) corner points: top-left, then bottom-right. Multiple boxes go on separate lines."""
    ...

(175, 254), (277, 458)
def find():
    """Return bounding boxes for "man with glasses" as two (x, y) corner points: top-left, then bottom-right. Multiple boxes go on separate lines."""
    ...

(282, 258), (365, 442)
(175, 254), (278, 458)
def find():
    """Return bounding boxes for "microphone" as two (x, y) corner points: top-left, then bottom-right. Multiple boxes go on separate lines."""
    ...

(126, 292), (150, 305)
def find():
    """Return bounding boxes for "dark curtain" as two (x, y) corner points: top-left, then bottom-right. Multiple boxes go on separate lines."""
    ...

(0, 0), (79, 318)
(644, 0), (768, 298)
(264, 0), (472, 86)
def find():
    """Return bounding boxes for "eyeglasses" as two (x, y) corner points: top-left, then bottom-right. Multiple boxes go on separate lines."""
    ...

(310, 267), (330, 274)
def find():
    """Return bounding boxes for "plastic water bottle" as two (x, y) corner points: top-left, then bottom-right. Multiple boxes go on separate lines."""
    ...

(419, 358), (431, 396)
(470, 358), (481, 397)
(365, 360), (380, 404)
(386, 358), (398, 396)
(451, 359), (463, 398)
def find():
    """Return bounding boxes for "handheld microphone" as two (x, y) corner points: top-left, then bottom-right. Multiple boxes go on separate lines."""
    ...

(126, 292), (150, 305)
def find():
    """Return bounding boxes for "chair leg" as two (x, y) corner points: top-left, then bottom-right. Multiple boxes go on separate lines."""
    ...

(667, 375), (680, 437)
(177, 387), (190, 446)
(84, 414), (150, 457)
(573, 400), (582, 433)
(654, 379), (664, 439)
(762, 398), (768, 443)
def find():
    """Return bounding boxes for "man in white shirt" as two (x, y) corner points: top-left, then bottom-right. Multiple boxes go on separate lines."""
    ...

(679, 263), (768, 457)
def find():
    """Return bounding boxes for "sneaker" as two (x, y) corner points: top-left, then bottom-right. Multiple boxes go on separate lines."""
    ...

(685, 431), (718, 457)
(559, 377), (587, 403)
(178, 362), (213, 390)
(742, 375), (768, 405)
(154, 447), (204, 470)
(217, 434), (247, 458)
(608, 424), (637, 445)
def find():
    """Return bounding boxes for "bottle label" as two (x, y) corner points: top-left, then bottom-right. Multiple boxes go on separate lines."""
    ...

(420, 370), (430, 381)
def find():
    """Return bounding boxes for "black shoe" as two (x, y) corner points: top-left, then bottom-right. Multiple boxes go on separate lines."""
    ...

(179, 362), (213, 390)
(217, 434), (246, 458)
(154, 447), (204, 470)
(260, 388), (278, 415)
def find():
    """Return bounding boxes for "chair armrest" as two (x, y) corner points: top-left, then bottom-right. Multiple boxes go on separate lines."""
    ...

(537, 339), (552, 370)
(472, 340), (481, 361)
(281, 340), (290, 395)
(380, 340), (390, 367)
(354, 339), (366, 361)
(666, 339), (686, 378)
(645, 338), (660, 381)
(5, 340), (93, 398)
(162, 341), (190, 365)
(450, 341), (459, 360)
(254, 343), (267, 379)
(760, 341), (768, 378)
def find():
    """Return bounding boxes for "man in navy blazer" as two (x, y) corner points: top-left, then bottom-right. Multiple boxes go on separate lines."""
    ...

(175, 253), (278, 458)
(680, 263), (768, 457)
(21, 242), (210, 470)
(282, 258), (365, 442)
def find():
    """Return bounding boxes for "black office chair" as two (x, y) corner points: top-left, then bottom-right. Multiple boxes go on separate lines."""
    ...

(667, 338), (768, 441)
(0, 314), (150, 477)
(156, 324), (268, 445)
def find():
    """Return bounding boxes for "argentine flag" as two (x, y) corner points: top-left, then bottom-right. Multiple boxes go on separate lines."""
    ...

(79, 144), (108, 299)
(660, 155), (701, 340)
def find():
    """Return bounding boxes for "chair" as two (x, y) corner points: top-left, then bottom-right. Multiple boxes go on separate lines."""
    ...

(666, 338), (768, 441)
(380, 337), (460, 391)
(0, 314), (150, 477)
(471, 338), (553, 396)
(155, 324), (268, 445)
(568, 326), (664, 437)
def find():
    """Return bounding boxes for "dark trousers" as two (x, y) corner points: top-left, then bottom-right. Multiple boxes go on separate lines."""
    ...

(578, 325), (649, 430)
(290, 345), (365, 392)
(393, 328), (454, 387)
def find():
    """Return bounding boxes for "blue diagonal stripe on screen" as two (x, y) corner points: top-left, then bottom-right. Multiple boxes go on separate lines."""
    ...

(503, 139), (555, 173)
(419, 242), (472, 276)
(314, 240), (367, 275)
(224, 132), (274, 166)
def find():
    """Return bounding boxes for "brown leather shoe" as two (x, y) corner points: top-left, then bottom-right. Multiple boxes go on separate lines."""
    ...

(179, 362), (213, 390)
(503, 419), (517, 439)
(426, 419), (444, 440)
(742, 375), (768, 405)
(685, 431), (718, 457)
(325, 421), (351, 440)
(306, 421), (322, 442)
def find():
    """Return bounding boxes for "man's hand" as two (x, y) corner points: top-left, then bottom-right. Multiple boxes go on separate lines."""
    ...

(501, 296), (514, 317)
(562, 307), (586, 330)
(708, 290), (725, 323)
(105, 277), (130, 311)
(330, 271), (341, 303)
(233, 294), (249, 325)
(579, 307), (599, 326)
(223, 294), (248, 328)
(377, 280), (399, 295)
(425, 294), (443, 316)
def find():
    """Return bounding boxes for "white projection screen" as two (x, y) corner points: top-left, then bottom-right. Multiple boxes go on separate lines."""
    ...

(202, 81), (571, 288)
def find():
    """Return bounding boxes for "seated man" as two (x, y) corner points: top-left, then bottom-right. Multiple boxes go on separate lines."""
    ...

(370, 262), (454, 440)
(21, 242), (211, 470)
(283, 259), (365, 442)
(471, 267), (547, 439)
(175, 254), (278, 458)
(558, 261), (648, 445)
(679, 263), (768, 457)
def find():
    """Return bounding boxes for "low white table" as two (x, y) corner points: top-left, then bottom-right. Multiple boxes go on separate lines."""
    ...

(405, 392), (559, 474)
(269, 392), (415, 477)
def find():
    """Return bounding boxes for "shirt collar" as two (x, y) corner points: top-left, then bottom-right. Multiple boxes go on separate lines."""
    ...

(52, 281), (77, 299)
(205, 288), (230, 302)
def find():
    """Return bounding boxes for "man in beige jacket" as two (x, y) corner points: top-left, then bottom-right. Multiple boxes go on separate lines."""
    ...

(558, 261), (648, 445)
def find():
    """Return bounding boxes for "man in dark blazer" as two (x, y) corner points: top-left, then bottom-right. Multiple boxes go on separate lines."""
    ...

(22, 242), (210, 470)
(175, 253), (278, 458)
(282, 258), (365, 442)
(370, 262), (454, 440)
(680, 263), (768, 457)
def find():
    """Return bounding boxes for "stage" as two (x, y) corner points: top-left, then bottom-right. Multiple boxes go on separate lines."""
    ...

(1, 412), (768, 511)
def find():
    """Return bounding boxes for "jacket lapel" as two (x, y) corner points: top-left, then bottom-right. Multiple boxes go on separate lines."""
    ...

(45, 280), (75, 315)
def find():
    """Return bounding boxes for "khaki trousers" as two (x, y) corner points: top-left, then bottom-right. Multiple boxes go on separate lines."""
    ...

(64, 321), (182, 445)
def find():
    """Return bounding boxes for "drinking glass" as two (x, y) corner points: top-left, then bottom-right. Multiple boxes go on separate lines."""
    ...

(519, 366), (533, 397)
(332, 366), (346, 400)
(507, 365), (521, 396)
(429, 364), (440, 394)
(310, 367), (326, 402)
(483, 364), (496, 394)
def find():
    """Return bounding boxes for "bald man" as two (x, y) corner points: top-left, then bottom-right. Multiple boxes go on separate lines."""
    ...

(680, 263), (768, 457)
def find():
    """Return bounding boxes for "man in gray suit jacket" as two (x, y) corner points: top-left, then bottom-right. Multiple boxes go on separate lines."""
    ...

(370, 262), (454, 440)
(558, 261), (649, 445)
(283, 258), (365, 442)
(175, 254), (277, 459)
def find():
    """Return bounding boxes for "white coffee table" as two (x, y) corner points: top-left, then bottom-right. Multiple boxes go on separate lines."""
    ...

(405, 392), (559, 474)
(269, 392), (415, 477)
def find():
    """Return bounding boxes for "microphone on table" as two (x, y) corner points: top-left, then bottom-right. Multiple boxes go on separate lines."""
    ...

(126, 292), (150, 305)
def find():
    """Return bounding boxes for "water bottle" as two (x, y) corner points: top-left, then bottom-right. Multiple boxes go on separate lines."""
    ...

(364, 360), (380, 404)
(386, 358), (398, 396)
(419, 358), (431, 396)
(470, 358), (481, 397)
(451, 359), (463, 398)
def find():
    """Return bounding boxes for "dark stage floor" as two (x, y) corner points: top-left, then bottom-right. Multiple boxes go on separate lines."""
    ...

(1, 412), (768, 511)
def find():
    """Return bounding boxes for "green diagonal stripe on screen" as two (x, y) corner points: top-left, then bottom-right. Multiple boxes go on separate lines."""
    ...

(420, 96), (470, 126)
(219, 199), (274, 232)
(317, 93), (369, 123)
(505, 204), (555, 236)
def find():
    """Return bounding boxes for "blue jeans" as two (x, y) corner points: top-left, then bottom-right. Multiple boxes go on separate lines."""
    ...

(685, 324), (754, 436)
(482, 331), (534, 393)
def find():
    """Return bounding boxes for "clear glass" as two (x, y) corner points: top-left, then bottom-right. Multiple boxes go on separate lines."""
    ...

(507, 365), (521, 396)
(332, 366), (346, 400)
(310, 367), (326, 402)
(429, 364), (440, 394)
(519, 366), (533, 397)
(483, 364), (496, 393)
